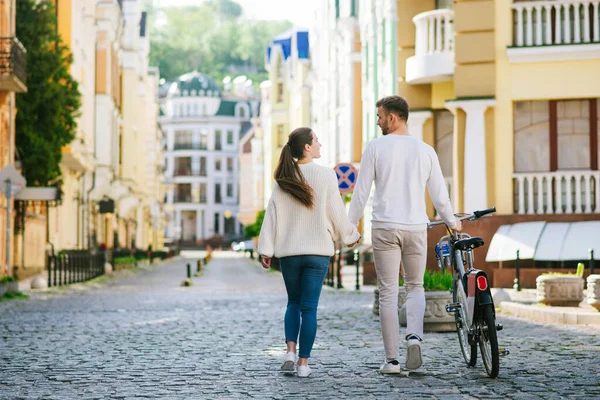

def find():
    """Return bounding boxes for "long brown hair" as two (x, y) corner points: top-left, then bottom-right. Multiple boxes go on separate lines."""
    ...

(274, 127), (315, 209)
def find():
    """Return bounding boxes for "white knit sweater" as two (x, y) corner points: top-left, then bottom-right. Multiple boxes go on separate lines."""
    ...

(258, 162), (361, 258)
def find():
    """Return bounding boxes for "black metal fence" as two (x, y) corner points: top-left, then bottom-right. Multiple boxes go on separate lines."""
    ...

(47, 252), (105, 287)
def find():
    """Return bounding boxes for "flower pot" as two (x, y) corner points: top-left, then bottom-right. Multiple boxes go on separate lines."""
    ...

(0, 281), (18, 296)
(586, 274), (600, 311)
(536, 275), (584, 307)
(374, 287), (456, 332)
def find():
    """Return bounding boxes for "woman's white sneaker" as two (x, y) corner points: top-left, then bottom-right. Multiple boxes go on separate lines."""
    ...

(297, 365), (311, 378)
(379, 359), (401, 374)
(405, 334), (423, 370)
(281, 352), (296, 372)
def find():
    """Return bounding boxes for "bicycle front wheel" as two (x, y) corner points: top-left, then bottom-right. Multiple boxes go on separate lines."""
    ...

(478, 304), (500, 378)
(453, 276), (476, 367)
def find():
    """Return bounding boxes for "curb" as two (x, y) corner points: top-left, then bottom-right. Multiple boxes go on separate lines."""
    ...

(499, 301), (600, 325)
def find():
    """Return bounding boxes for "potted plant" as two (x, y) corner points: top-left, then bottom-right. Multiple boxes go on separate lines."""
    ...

(536, 264), (585, 307)
(586, 274), (600, 311)
(373, 269), (456, 332)
(0, 276), (19, 297)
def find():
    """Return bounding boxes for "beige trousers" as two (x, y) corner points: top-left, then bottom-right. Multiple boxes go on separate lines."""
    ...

(372, 228), (427, 361)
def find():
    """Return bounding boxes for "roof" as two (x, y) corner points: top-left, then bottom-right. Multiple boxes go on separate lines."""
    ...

(168, 71), (222, 97)
(266, 27), (309, 65)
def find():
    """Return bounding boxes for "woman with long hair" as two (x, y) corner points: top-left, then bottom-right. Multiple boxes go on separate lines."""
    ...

(258, 127), (360, 378)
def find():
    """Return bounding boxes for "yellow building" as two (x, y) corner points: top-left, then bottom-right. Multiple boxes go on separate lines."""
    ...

(0, 0), (27, 277)
(262, 28), (312, 204)
(358, 0), (600, 285)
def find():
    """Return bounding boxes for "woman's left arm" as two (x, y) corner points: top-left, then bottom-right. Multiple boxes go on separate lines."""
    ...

(326, 170), (361, 246)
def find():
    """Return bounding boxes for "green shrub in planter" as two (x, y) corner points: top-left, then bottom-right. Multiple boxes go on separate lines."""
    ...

(0, 276), (17, 284)
(399, 269), (453, 291)
(114, 256), (137, 265)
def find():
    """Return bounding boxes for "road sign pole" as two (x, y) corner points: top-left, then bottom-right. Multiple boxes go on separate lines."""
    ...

(5, 178), (11, 275)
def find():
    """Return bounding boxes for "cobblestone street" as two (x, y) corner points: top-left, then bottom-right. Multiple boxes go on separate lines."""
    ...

(1, 253), (599, 399)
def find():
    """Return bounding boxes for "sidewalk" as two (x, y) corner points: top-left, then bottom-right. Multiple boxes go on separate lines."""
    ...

(493, 288), (600, 325)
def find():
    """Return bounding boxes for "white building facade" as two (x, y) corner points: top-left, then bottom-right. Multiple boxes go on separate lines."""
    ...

(161, 72), (257, 245)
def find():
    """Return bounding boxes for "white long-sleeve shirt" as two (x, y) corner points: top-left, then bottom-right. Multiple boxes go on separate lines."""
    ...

(258, 162), (361, 258)
(348, 134), (457, 230)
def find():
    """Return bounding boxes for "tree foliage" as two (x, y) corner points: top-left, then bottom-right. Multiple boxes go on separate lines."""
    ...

(147, 0), (292, 84)
(244, 210), (265, 238)
(16, 0), (81, 186)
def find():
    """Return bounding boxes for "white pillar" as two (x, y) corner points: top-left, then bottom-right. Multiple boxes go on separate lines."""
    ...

(174, 209), (182, 240)
(407, 110), (432, 142)
(195, 209), (203, 241)
(446, 99), (496, 213)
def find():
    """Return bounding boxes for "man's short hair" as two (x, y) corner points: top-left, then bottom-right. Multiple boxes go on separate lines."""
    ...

(376, 96), (409, 121)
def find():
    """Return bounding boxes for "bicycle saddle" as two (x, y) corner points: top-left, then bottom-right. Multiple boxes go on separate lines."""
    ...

(453, 237), (485, 251)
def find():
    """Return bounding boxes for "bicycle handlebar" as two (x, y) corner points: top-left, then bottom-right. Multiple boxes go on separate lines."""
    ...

(428, 207), (496, 229)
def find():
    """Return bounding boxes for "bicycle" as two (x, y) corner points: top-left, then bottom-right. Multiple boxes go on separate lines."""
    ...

(429, 207), (509, 378)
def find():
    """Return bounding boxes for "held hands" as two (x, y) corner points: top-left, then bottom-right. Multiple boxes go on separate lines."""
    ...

(260, 256), (272, 269)
(348, 236), (362, 248)
(453, 219), (463, 232)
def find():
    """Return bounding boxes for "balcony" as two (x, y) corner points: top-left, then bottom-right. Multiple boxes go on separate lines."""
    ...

(173, 143), (205, 151)
(406, 9), (454, 84)
(513, 170), (600, 215)
(0, 37), (27, 92)
(508, 0), (600, 63)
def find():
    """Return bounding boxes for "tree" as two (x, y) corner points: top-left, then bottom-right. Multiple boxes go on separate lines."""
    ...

(146, 1), (292, 85)
(244, 210), (265, 238)
(16, 0), (81, 187)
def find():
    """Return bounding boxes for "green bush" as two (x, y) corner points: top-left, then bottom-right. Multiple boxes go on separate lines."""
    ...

(0, 276), (16, 284)
(113, 256), (137, 265)
(400, 269), (453, 291)
(244, 210), (265, 238)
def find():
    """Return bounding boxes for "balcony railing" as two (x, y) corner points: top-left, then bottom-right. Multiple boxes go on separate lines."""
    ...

(174, 194), (192, 203)
(173, 143), (206, 151)
(0, 37), (27, 92)
(513, 170), (600, 215)
(512, 0), (600, 47)
(406, 9), (454, 84)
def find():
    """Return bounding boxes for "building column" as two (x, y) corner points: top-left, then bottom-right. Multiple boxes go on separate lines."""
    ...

(446, 99), (496, 213)
(196, 209), (203, 241)
(407, 110), (432, 142)
(174, 209), (182, 240)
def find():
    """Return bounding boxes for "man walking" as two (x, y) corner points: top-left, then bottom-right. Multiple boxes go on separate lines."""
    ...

(348, 95), (461, 374)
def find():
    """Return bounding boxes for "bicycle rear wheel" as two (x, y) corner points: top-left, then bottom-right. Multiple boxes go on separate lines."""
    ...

(478, 304), (500, 378)
(453, 276), (476, 366)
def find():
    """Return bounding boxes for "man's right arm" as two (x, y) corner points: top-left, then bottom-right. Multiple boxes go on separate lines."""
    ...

(348, 143), (375, 226)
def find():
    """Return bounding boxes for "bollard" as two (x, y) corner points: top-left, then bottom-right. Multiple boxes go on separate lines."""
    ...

(513, 249), (521, 292)
(354, 249), (360, 291)
(336, 248), (344, 289)
(590, 248), (595, 276)
(187, 263), (191, 279)
(197, 259), (202, 273)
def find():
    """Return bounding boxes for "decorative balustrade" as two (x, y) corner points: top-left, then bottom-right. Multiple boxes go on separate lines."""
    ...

(414, 9), (454, 56)
(513, 170), (600, 214)
(512, 0), (600, 47)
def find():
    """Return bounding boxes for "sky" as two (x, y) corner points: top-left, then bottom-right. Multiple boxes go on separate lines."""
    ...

(155, 0), (319, 27)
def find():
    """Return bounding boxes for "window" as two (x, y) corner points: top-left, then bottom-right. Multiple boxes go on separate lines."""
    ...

(335, 0), (340, 18)
(215, 159), (222, 171)
(186, 103), (191, 116)
(199, 183), (207, 204)
(215, 130), (222, 150)
(214, 212), (220, 234)
(199, 156), (207, 176)
(227, 183), (233, 197)
(351, 0), (357, 17)
(277, 124), (286, 147)
(277, 83), (284, 102)
(175, 157), (192, 176)
(215, 183), (222, 204)
(199, 131), (208, 150)
(224, 216), (235, 234)
(202, 104), (207, 115)
(175, 184), (191, 203)
(239, 107), (246, 118)
(227, 130), (234, 145)
(193, 103), (199, 116)
(227, 157), (234, 172)
(174, 130), (194, 150)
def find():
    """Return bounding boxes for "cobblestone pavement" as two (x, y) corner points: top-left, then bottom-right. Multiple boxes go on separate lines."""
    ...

(1, 253), (599, 399)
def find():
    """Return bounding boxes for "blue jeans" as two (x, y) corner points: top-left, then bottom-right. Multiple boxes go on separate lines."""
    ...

(280, 255), (330, 359)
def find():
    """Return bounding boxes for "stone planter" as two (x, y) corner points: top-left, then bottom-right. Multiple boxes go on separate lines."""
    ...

(586, 274), (600, 311)
(373, 287), (456, 332)
(0, 281), (19, 297)
(536, 275), (584, 306)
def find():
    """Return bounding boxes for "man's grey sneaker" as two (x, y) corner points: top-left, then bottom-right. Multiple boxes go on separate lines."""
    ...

(405, 334), (423, 370)
(297, 365), (311, 378)
(281, 352), (296, 372)
(379, 359), (401, 374)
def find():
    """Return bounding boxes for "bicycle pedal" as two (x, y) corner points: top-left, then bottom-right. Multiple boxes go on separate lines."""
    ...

(496, 323), (503, 331)
(498, 348), (510, 357)
(445, 303), (461, 313)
